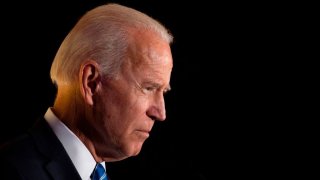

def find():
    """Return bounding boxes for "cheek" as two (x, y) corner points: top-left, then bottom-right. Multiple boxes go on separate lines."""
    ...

(120, 92), (149, 115)
(114, 98), (149, 135)
(128, 97), (150, 119)
(100, 89), (150, 134)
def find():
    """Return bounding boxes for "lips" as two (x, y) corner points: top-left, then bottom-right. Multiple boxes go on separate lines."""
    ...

(136, 129), (150, 138)
(138, 129), (150, 133)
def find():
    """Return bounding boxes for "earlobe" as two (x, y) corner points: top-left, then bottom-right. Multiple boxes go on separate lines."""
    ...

(79, 60), (101, 105)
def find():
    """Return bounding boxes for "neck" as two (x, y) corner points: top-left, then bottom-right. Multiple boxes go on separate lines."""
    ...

(53, 85), (106, 162)
(53, 85), (79, 130)
(53, 85), (127, 163)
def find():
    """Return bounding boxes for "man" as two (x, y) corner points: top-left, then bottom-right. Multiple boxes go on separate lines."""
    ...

(0, 3), (173, 179)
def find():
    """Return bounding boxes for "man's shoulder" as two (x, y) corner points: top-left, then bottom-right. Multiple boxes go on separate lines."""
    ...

(0, 119), (54, 162)
(0, 133), (38, 179)
(0, 133), (36, 161)
(0, 119), (82, 180)
(0, 120), (60, 179)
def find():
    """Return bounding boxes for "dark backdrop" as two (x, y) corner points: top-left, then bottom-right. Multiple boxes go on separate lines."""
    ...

(1, 0), (303, 179)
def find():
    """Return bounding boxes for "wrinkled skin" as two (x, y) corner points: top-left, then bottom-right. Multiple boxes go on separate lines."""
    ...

(89, 30), (173, 162)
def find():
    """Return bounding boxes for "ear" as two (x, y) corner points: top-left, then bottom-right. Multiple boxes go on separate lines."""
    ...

(79, 60), (101, 106)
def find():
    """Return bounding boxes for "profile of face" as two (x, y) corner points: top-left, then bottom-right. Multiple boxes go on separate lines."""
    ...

(92, 30), (173, 161)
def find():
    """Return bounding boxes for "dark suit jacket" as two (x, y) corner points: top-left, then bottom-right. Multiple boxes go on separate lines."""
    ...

(0, 118), (81, 180)
(1, 118), (207, 180)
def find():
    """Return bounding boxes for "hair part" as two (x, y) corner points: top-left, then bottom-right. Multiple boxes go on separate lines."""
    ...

(50, 3), (173, 86)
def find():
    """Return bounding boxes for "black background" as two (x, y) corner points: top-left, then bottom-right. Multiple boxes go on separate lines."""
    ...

(0, 0), (310, 179)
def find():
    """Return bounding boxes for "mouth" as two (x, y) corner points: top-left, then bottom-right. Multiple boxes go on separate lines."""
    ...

(136, 130), (150, 138)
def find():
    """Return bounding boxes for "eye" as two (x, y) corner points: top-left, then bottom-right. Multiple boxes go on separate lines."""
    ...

(146, 87), (154, 91)
(142, 86), (156, 94)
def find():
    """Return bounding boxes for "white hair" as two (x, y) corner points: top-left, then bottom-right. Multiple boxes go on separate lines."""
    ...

(50, 3), (173, 86)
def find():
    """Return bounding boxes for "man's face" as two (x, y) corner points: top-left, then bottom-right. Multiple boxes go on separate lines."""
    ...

(93, 31), (173, 161)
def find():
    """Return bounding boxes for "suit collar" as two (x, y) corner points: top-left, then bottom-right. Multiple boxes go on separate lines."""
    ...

(29, 118), (82, 180)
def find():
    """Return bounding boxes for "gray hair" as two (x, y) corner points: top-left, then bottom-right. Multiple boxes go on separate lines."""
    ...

(50, 3), (173, 86)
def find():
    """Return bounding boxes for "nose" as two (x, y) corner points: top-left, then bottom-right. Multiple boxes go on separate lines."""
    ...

(147, 93), (166, 121)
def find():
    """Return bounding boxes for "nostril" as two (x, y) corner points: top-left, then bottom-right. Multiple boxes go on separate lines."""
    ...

(148, 115), (158, 121)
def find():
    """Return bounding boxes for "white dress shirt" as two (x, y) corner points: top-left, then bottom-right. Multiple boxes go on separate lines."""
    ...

(44, 108), (106, 180)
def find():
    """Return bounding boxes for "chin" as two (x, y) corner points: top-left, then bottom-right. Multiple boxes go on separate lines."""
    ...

(122, 141), (144, 157)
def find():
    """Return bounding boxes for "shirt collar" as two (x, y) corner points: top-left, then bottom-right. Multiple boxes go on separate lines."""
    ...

(44, 108), (104, 180)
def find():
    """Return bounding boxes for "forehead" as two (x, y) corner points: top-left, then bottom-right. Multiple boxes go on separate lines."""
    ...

(118, 30), (173, 86)
(127, 30), (173, 68)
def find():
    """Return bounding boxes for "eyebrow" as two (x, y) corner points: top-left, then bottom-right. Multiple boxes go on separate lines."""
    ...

(165, 84), (171, 92)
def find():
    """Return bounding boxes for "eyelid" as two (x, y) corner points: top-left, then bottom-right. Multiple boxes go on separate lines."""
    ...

(145, 86), (156, 91)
